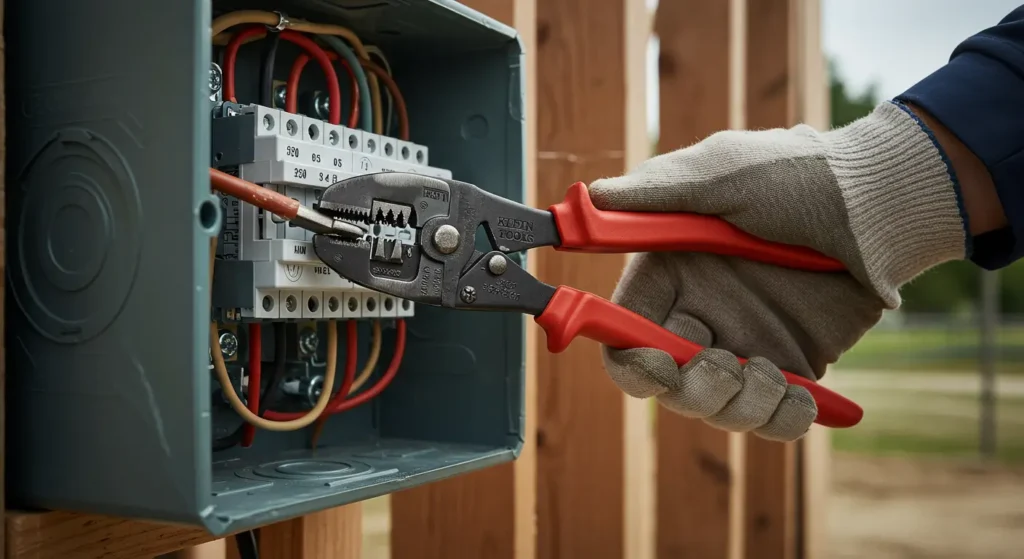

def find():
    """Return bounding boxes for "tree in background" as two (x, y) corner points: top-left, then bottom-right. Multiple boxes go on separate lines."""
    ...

(829, 59), (1024, 316)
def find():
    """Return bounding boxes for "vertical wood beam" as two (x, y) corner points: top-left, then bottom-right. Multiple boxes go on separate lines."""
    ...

(653, 1), (746, 558)
(260, 506), (362, 559)
(534, 0), (650, 557)
(742, 1), (827, 558)
(389, 1), (538, 557)
(791, 3), (831, 558)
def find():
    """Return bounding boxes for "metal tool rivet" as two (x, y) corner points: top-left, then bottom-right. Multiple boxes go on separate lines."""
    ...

(218, 330), (238, 359)
(488, 254), (508, 275)
(434, 225), (461, 254)
(460, 286), (477, 304)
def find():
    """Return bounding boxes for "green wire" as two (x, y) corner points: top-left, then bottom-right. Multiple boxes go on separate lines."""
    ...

(317, 35), (373, 133)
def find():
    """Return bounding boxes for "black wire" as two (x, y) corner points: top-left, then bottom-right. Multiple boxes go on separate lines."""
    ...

(212, 323), (289, 451)
(235, 530), (260, 559)
(259, 31), (282, 107)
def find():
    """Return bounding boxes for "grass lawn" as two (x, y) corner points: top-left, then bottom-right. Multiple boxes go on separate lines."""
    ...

(829, 383), (1024, 463)
(836, 324), (1024, 373)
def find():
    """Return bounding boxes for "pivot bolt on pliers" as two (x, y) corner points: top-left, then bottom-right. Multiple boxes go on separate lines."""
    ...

(311, 172), (862, 429)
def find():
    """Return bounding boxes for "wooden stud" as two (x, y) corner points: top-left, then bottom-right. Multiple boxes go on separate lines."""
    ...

(742, 1), (829, 558)
(166, 539), (227, 559)
(259, 505), (362, 559)
(4, 511), (216, 559)
(652, 1), (747, 558)
(791, 2), (831, 558)
(389, 1), (538, 557)
(533, 0), (650, 557)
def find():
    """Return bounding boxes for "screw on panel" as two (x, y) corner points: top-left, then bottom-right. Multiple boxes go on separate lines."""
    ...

(218, 330), (239, 358)
(306, 376), (324, 407)
(433, 225), (460, 254)
(274, 84), (287, 108)
(209, 63), (223, 95)
(460, 286), (477, 304)
(298, 328), (319, 356)
(312, 91), (331, 120)
(488, 254), (507, 275)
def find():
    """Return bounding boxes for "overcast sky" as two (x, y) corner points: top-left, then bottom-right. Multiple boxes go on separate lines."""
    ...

(824, 0), (1021, 99)
(647, 1), (1022, 136)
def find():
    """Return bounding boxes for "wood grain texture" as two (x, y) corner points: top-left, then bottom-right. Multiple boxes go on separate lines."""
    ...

(166, 539), (226, 559)
(4, 511), (216, 559)
(743, 1), (801, 558)
(792, 3), (831, 558)
(534, 0), (648, 558)
(260, 505), (361, 559)
(389, 1), (538, 557)
(653, 1), (744, 557)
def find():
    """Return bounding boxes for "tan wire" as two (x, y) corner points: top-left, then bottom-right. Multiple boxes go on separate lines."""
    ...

(349, 320), (383, 393)
(211, 11), (384, 134)
(209, 235), (337, 430)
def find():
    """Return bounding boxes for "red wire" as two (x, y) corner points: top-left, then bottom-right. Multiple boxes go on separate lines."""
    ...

(222, 26), (343, 125)
(263, 320), (358, 421)
(242, 323), (262, 447)
(287, 51), (360, 129)
(324, 319), (406, 415)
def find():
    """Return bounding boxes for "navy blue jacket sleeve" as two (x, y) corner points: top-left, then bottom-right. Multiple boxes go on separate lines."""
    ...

(896, 6), (1024, 270)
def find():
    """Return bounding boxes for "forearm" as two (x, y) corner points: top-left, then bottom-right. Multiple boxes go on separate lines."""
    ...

(895, 6), (1024, 269)
(902, 102), (1006, 237)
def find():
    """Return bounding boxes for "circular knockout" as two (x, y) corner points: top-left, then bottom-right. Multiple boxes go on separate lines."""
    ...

(9, 129), (143, 344)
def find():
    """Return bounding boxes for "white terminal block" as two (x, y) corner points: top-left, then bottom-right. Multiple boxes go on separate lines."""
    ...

(223, 104), (444, 321)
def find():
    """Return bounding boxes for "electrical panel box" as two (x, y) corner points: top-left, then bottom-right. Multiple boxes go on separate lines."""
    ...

(6, 0), (526, 535)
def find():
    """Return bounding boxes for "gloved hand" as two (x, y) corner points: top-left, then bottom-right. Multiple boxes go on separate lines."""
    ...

(588, 101), (968, 441)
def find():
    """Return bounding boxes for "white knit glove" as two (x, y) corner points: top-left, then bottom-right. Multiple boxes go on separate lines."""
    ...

(588, 101), (968, 441)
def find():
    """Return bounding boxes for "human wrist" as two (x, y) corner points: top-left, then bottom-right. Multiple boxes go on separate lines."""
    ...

(824, 101), (968, 307)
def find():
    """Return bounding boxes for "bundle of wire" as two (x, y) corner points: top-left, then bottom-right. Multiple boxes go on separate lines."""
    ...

(209, 10), (411, 450)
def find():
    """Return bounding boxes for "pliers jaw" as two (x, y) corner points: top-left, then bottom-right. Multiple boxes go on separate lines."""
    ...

(312, 172), (561, 311)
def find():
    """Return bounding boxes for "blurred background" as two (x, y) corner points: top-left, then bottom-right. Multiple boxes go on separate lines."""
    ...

(818, 1), (1024, 558)
(360, 2), (1024, 558)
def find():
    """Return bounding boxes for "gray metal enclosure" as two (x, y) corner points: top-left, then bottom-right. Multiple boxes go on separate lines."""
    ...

(5, 0), (526, 535)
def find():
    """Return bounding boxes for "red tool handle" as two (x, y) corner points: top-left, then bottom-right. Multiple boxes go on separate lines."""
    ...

(535, 286), (863, 429)
(548, 182), (845, 272)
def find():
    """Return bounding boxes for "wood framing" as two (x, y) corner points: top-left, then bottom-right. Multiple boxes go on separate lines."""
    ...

(259, 506), (362, 558)
(389, 1), (538, 557)
(652, 1), (747, 558)
(4, 511), (216, 559)
(533, 0), (651, 558)
(742, 1), (829, 558)
(743, 0), (798, 556)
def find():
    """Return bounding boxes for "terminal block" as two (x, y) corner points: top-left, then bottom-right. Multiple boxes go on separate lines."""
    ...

(6, 0), (527, 538)
(210, 103), (452, 321)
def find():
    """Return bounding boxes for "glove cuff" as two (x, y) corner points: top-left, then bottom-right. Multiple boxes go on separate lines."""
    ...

(825, 101), (968, 307)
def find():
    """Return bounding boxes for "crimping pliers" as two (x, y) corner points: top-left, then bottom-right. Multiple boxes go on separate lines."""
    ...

(310, 172), (862, 428)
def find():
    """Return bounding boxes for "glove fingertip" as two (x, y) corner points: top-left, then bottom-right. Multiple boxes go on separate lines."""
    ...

(601, 346), (674, 399)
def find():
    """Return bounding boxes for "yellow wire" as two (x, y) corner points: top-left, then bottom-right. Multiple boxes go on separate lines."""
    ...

(209, 235), (337, 430)
(211, 10), (384, 134)
(350, 320), (382, 393)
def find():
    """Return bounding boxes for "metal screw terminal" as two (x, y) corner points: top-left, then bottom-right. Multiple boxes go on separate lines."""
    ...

(434, 225), (461, 254)
(488, 254), (508, 275)
(282, 375), (324, 408)
(312, 91), (331, 120)
(209, 62), (223, 94)
(274, 84), (287, 108)
(298, 328), (319, 356)
(460, 286), (477, 304)
(306, 376), (324, 407)
(218, 330), (238, 358)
